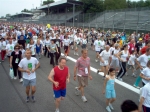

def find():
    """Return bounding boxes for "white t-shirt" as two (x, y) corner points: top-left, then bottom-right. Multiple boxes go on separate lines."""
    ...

(137, 54), (150, 67)
(112, 49), (120, 60)
(69, 34), (74, 42)
(120, 50), (129, 62)
(74, 37), (81, 44)
(18, 57), (39, 80)
(100, 40), (105, 49)
(141, 82), (150, 107)
(21, 49), (26, 58)
(26, 44), (35, 55)
(12, 40), (17, 45)
(128, 54), (136, 65)
(1, 41), (6, 50)
(141, 67), (150, 84)
(44, 39), (50, 46)
(82, 39), (87, 45)
(100, 50), (111, 65)
(6, 43), (15, 56)
(63, 39), (70, 46)
(94, 40), (101, 51)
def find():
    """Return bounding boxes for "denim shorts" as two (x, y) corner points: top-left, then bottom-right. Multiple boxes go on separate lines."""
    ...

(23, 78), (36, 87)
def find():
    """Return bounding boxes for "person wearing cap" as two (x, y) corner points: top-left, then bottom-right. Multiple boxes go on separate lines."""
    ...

(135, 38), (143, 54)
(140, 40), (150, 55)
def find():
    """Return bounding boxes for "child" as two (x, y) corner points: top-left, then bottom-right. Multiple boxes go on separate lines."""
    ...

(81, 35), (87, 49)
(103, 68), (116, 112)
(126, 50), (136, 77)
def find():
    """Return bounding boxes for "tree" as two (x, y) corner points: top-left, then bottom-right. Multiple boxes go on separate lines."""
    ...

(0, 16), (5, 18)
(104, 0), (127, 10)
(43, 0), (54, 5)
(80, 0), (104, 13)
(6, 14), (11, 17)
(21, 9), (31, 12)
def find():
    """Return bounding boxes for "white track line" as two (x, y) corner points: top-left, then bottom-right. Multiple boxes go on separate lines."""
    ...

(62, 53), (140, 94)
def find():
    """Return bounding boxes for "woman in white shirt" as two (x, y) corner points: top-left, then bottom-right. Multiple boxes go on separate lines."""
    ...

(44, 36), (50, 58)
(140, 60), (150, 86)
(26, 39), (36, 57)
(0, 38), (7, 61)
(97, 45), (111, 79)
(116, 44), (130, 81)
(81, 35), (87, 49)
(139, 60), (150, 112)
(74, 33), (81, 56)
(63, 35), (70, 59)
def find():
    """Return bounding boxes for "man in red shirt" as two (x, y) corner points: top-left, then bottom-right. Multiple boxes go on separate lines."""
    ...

(128, 39), (136, 54)
(74, 49), (92, 102)
(140, 40), (150, 55)
(48, 57), (70, 112)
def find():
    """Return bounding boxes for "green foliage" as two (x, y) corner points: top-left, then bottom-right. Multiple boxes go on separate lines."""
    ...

(80, 0), (150, 13)
(21, 9), (31, 12)
(43, 0), (54, 5)
(6, 14), (11, 17)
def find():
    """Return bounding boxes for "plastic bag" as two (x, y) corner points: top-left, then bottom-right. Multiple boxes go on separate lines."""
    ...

(9, 68), (14, 79)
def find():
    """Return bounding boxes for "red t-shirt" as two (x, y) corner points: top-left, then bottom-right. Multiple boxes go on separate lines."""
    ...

(140, 46), (148, 54)
(128, 43), (135, 54)
(53, 66), (68, 90)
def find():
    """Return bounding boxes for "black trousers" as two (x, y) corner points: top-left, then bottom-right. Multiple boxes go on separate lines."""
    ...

(117, 62), (126, 78)
(12, 63), (22, 79)
(57, 47), (61, 61)
(50, 52), (57, 66)
(44, 46), (49, 57)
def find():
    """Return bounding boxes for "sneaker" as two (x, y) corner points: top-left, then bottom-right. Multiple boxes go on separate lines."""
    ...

(109, 103), (114, 110)
(55, 108), (60, 112)
(14, 77), (17, 80)
(26, 96), (29, 103)
(20, 78), (23, 83)
(75, 87), (80, 96)
(76, 53), (79, 56)
(95, 59), (98, 62)
(132, 73), (136, 77)
(81, 96), (87, 102)
(118, 78), (123, 81)
(106, 106), (111, 112)
(31, 96), (35, 102)
(133, 85), (140, 89)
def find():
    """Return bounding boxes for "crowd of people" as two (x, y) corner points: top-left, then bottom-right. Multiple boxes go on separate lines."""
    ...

(0, 22), (150, 112)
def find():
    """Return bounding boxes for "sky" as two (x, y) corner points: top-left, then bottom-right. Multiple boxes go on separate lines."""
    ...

(0, 0), (143, 17)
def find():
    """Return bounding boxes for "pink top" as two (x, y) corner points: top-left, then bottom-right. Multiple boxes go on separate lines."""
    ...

(75, 57), (90, 76)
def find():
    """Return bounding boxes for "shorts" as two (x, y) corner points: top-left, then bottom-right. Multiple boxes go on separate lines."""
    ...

(110, 59), (119, 68)
(99, 49), (103, 54)
(142, 105), (150, 112)
(23, 78), (36, 87)
(77, 76), (88, 87)
(64, 46), (68, 53)
(70, 42), (74, 45)
(81, 44), (87, 49)
(105, 89), (116, 99)
(96, 50), (100, 54)
(100, 62), (109, 67)
(53, 89), (66, 98)
(127, 64), (135, 69)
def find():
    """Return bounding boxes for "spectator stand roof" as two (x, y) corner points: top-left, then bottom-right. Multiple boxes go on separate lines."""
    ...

(38, 0), (83, 11)
(11, 12), (33, 18)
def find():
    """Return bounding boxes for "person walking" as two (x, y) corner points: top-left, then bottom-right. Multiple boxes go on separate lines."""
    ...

(18, 49), (40, 102)
(35, 39), (43, 60)
(116, 44), (130, 81)
(48, 57), (70, 112)
(74, 49), (92, 102)
(103, 68), (116, 112)
(10, 45), (22, 82)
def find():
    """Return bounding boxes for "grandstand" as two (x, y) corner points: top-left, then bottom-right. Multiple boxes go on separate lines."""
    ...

(7, 0), (150, 32)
